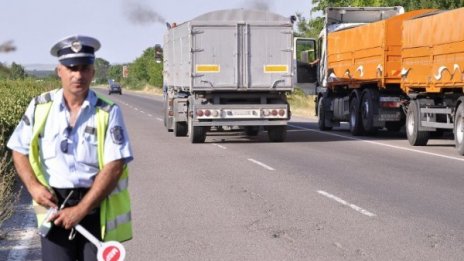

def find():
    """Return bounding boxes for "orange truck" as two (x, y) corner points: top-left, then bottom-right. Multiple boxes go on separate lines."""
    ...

(296, 7), (464, 154)
(402, 8), (464, 154)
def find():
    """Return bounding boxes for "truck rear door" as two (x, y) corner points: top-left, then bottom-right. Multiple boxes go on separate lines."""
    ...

(192, 26), (237, 89)
(247, 25), (293, 90)
(191, 24), (292, 90)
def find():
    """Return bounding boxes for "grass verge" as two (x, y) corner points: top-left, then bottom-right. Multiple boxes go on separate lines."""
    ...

(287, 87), (317, 118)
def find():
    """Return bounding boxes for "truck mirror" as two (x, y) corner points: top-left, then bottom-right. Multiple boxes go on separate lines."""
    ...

(294, 38), (317, 84)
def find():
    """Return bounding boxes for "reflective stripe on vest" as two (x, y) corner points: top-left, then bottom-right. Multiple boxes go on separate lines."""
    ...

(30, 89), (132, 242)
(106, 211), (132, 231)
(110, 178), (129, 196)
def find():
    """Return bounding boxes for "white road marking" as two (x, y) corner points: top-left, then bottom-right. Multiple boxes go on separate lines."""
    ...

(148, 114), (153, 117)
(248, 158), (275, 171)
(287, 129), (311, 132)
(288, 124), (464, 163)
(212, 143), (227, 150)
(134, 108), (139, 111)
(140, 111), (145, 114)
(156, 118), (163, 122)
(6, 205), (37, 261)
(317, 190), (376, 217)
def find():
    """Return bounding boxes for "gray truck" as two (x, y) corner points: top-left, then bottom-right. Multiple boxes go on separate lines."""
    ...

(162, 9), (295, 143)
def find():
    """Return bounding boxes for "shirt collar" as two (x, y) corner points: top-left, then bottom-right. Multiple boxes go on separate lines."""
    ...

(58, 88), (98, 111)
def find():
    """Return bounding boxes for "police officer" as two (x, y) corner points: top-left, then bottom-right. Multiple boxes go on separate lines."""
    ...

(7, 35), (134, 261)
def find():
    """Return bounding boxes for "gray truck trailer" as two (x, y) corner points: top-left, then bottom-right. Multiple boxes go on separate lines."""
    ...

(162, 9), (294, 143)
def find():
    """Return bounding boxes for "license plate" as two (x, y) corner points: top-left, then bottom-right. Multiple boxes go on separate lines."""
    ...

(233, 110), (252, 116)
(224, 110), (259, 118)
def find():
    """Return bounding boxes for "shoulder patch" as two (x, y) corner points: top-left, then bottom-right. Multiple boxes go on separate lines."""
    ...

(110, 126), (125, 145)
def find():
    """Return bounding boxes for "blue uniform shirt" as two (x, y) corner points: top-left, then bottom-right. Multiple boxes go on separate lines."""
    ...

(7, 88), (133, 188)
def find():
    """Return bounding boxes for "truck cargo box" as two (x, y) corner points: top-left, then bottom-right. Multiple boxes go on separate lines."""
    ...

(327, 9), (432, 88)
(163, 9), (293, 92)
(402, 8), (464, 93)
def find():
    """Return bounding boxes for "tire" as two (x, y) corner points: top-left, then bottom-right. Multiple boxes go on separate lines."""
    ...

(454, 103), (464, 155)
(188, 116), (206, 143)
(245, 126), (260, 136)
(267, 126), (287, 142)
(318, 97), (332, 131)
(361, 89), (378, 135)
(174, 121), (188, 137)
(406, 100), (429, 146)
(349, 96), (364, 136)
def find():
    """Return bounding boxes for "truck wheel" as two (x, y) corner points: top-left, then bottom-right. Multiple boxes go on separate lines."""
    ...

(318, 97), (332, 131)
(349, 96), (364, 136)
(174, 121), (188, 137)
(245, 126), (260, 136)
(454, 103), (464, 155)
(267, 126), (287, 142)
(361, 89), (378, 135)
(188, 117), (206, 143)
(406, 100), (429, 146)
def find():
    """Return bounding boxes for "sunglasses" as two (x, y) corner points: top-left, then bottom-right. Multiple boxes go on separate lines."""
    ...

(60, 126), (73, 153)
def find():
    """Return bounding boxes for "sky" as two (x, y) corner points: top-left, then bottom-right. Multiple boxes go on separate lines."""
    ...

(0, 0), (315, 68)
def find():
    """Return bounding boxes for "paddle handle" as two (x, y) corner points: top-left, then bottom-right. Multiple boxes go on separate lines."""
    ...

(75, 224), (102, 248)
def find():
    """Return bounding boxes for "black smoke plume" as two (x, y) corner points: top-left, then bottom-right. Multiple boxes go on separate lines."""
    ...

(124, 1), (166, 25)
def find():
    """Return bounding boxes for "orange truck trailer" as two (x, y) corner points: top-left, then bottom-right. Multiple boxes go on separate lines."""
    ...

(402, 8), (464, 154)
(295, 7), (464, 154)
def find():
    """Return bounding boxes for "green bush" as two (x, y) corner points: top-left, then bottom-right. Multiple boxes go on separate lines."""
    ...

(0, 79), (56, 227)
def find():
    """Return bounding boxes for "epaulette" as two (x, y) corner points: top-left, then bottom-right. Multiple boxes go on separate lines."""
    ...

(95, 96), (114, 113)
(34, 90), (56, 105)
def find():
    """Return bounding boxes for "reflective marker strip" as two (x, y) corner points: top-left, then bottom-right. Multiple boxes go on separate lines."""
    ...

(264, 65), (288, 73)
(110, 178), (128, 196)
(196, 64), (220, 73)
(106, 212), (132, 232)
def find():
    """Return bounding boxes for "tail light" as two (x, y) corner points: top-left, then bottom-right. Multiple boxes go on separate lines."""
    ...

(380, 97), (402, 108)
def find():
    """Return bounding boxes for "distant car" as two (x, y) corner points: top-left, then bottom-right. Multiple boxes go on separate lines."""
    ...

(108, 82), (122, 95)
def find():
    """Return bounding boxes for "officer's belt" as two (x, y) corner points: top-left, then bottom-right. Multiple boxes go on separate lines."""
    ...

(52, 187), (90, 206)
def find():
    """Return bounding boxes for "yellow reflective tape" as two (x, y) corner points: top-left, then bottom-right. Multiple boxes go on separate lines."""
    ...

(196, 64), (220, 73)
(264, 65), (288, 73)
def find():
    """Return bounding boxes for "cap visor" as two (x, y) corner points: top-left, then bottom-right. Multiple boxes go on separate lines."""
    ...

(60, 57), (95, 66)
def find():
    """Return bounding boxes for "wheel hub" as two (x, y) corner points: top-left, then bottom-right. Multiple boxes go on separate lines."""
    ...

(407, 114), (414, 136)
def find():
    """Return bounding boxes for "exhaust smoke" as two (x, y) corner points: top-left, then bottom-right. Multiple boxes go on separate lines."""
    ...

(123, 1), (166, 25)
(242, 0), (273, 11)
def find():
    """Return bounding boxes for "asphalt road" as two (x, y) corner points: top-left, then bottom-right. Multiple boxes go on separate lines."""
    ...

(2, 88), (464, 260)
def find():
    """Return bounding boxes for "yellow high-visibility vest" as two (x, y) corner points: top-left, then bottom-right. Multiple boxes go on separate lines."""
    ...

(29, 89), (132, 242)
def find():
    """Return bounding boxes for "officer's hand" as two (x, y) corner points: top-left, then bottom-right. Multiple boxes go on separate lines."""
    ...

(30, 184), (57, 209)
(53, 206), (87, 230)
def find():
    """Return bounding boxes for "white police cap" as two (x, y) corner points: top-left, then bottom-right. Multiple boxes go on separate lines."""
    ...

(50, 35), (101, 66)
